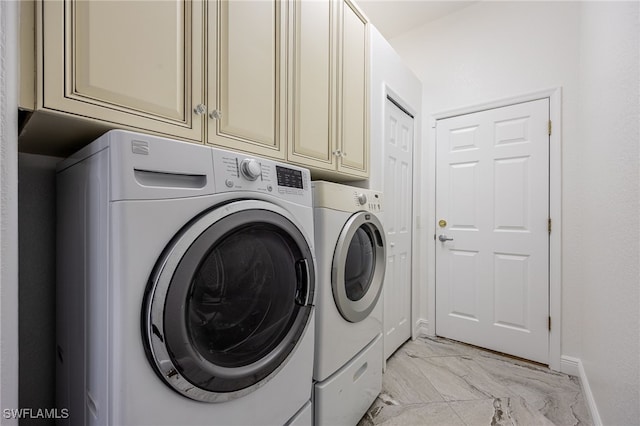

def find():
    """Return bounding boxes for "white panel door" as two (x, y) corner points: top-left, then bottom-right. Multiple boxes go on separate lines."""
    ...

(383, 98), (413, 360)
(435, 98), (550, 364)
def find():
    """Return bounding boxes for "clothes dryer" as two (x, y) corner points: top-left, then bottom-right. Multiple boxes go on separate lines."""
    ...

(311, 181), (386, 426)
(56, 130), (316, 425)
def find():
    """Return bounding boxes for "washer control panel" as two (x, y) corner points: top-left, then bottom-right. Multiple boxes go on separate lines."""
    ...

(213, 149), (311, 204)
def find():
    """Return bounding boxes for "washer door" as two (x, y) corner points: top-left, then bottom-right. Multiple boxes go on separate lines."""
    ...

(143, 200), (315, 402)
(332, 212), (386, 323)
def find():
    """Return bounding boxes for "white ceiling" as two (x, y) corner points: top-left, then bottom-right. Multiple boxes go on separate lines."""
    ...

(356, 0), (478, 40)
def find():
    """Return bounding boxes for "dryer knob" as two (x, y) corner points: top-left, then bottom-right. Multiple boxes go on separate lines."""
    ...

(240, 159), (262, 181)
(357, 193), (367, 205)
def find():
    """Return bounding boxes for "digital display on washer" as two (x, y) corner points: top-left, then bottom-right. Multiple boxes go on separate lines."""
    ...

(276, 166), (304, 189)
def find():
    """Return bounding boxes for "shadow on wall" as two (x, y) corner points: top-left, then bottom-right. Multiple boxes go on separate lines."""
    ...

(18, 153), (60, 426)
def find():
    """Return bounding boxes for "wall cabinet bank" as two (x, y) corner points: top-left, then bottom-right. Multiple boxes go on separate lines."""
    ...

(19, 0), (369, 180)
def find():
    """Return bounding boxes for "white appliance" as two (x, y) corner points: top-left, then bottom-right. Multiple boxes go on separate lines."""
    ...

(311, 181), (386, 426)
(56, 130), (316, 426)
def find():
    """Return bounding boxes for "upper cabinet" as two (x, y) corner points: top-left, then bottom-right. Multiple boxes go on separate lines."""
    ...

(287, 0), (336, 171)
(20, 0), (369, 179)
(207, 0), (287, 160)
(338, 0), (369, 178)
(287, 0), (369, 179)
(19, 0), (204, 154)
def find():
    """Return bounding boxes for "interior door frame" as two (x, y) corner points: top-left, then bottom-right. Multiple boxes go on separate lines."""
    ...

(426, 87), (562, 371)
(383, 86), (420, 342)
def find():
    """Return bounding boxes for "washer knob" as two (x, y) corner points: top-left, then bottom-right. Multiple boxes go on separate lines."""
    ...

(240, 159), (262, 181)
(357, 193), (367, 205)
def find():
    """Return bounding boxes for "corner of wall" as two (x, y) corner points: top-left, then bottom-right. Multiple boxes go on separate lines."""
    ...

(0, 0), (21, 422)
(560, 356), (603, 426)
(413, 319), (429, 339)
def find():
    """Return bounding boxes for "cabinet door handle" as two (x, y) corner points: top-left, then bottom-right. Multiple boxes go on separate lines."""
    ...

(193, 104), (207, 115)
(209, 110), (222, 120)
(332, 150), (341, 157)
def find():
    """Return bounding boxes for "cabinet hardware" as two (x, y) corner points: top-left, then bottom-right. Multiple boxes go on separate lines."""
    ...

(193, 104), (207, 115)
(209, 110), (223, 120)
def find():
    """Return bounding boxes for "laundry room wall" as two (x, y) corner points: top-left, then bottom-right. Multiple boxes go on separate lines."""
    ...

(388, 0), (584, 358)
(368, 25), (422, 192)
(368, 25), (423, 335)
(575, 2), (639, 425)
(1, 0), (20, 420)
(387, 1), (639, 424)
(18, 153), (59, 425)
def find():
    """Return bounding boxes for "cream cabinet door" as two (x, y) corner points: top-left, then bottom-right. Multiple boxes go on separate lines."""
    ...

(207, 0), (286, 160)
(287, 0), (337, 169)
(337, 0), (369, 177)
(42, 0), (203, 141)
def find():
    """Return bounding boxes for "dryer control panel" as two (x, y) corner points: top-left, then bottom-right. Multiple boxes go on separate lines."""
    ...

(212, 149), (312, 205)
(312, 181), (383, 213)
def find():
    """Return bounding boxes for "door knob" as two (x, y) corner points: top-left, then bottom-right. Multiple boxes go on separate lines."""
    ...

(438, 234), (454, 242)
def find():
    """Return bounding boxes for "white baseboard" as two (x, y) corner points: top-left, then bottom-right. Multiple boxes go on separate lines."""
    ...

(560, 355), (580, 376)
(413, 319), (429, 339)
(561, 356), (602, 426)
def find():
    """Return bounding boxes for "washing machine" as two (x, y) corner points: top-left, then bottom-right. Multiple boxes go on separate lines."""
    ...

(56, 130), (316, 426)
(311, 181), (386, 426)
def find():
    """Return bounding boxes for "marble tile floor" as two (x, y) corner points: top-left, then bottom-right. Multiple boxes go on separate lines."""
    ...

(359, 336), (592, 426)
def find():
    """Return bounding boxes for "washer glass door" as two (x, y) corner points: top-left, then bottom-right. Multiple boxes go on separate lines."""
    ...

(332, 212), (386, 323)
(143, 200), (314, 402)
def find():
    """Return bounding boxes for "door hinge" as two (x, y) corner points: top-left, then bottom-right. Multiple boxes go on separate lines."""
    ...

(548, 218), (552, 234)
(548, 316), (552, 331)
(548, 120), (552, 136)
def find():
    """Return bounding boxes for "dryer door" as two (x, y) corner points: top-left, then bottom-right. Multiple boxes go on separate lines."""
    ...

(143, 200), (315, 402)
(332, 212), (386, 323)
